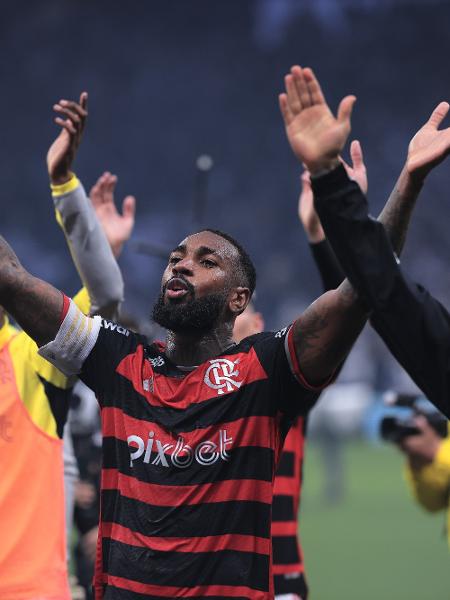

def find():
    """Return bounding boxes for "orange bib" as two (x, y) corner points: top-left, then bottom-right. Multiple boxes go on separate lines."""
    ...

(0, 338), (70, 600)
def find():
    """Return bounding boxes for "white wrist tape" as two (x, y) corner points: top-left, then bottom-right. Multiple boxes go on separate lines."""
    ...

(38, 298), (101, 376)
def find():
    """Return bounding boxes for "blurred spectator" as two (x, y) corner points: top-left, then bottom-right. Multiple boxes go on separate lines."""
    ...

(401, 418), (450, 547)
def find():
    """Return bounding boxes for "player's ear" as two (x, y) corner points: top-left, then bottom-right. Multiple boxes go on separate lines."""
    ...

(229, 287), (250, 316)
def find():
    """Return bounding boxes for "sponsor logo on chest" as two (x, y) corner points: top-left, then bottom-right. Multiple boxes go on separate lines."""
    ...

(127, 429), (233, 468)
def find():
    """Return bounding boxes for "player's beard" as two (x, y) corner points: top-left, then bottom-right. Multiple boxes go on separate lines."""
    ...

(151, 290), (229, 333)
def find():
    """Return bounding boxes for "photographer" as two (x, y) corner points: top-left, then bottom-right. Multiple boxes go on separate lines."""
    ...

(399, 417), (450, 546)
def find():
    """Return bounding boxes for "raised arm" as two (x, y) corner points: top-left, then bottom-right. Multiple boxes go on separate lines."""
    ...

(47, 93), (124, 317)
(312, 103), (450, 417)
(0, 237), (63, 346)
(299, 140), (368, 291)
(378, 102), (450, 254)
(279, 65), (368, 385)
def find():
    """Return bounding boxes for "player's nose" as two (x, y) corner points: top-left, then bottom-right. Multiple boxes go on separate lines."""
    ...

(172, 256), (194, 276)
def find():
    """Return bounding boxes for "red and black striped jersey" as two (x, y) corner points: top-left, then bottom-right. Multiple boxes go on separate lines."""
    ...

(272, 417), (308, 599)
(79, 320), (322, 600)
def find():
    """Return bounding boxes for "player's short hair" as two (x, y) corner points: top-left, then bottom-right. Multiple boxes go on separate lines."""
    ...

(199, 229), (257, 295)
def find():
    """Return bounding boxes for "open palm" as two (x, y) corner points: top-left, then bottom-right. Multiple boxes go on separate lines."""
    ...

(407, 102), (450, 179)
(279, 66), (356, 173)
(90, 172), (136, 258)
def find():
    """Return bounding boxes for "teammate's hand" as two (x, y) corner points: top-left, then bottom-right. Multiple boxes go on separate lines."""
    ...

(341, 140), (368, 195)
(89, 171), (136, 258)
(47, 92), (88, 185)
(407, 102), (450, 182)
(298, 171), (325, 243)
(398, 415), (442, 469)
(279, 66), (356, 174)
(299, 139), (367, 242)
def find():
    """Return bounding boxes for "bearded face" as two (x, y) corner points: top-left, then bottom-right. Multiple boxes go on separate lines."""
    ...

(152, 277), (228, 333)
(154, 230), (249, 334)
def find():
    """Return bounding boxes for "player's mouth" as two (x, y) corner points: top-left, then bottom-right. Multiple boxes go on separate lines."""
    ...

(164, 277), (192, 300)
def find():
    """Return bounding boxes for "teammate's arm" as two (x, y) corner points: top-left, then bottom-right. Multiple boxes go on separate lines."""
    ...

(310, 104), (450, 417)
(47, 93), (125, 318)
(299, 139), (367, 291)
(279, 65), (368, 385)
(377, 102), (450, 254)
(300, 133), (417, 292)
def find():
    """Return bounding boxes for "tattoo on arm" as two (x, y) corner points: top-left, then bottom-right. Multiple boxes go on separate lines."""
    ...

(293, 284), (368, 385)
(378, 166), (423, 257)
(0, 236), (63, 346)
(293, 307), (329, 362)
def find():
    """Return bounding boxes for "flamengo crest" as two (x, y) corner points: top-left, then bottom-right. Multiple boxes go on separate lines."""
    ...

(204, 358), (242, 395)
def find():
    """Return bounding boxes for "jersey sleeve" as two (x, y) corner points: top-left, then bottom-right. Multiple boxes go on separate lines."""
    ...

(38, 298), (142, 402)
(80, 319), (143, 401)
(30, 287), (90, 387)
(252, 326), (329, 417)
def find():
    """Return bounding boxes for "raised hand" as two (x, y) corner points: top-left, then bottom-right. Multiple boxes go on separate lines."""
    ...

(407, 102), (450, 181)
(298, 171), (325, 242)
(341, 140), (368, 195)
(89, 172), (136, 258)
(299, 139), (368, 242)
(47, 92), (88, 185)
(279, 66), (356, 174)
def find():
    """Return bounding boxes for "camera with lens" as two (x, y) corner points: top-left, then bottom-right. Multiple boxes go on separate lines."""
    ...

(380, 392), (447, 443)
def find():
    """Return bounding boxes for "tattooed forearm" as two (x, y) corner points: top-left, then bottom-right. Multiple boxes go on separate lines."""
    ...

(293, 307), (329, 362)
(378, 166), (423, 256)
(0, 236), (63, 345)
(293, 286), (368, 384)
(0, 235), (23, 278)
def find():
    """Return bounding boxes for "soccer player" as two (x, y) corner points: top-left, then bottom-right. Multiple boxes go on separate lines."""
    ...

(0, 68), (415, 597)
(0, 75), (370, 600)
(0, 92), (129, 600)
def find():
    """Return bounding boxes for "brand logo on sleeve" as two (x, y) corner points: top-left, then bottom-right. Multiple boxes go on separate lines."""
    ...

(204, 358), (242, 395)
(275, 327), (288, 338)
(101, 320), (130, 336)
(127, 430), (233, 468)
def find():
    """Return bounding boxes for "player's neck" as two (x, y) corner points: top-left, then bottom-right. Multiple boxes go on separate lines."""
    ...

(165, 323), (235, 367)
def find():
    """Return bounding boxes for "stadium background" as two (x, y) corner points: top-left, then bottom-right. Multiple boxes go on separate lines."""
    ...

(2, 1), (450, 598)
